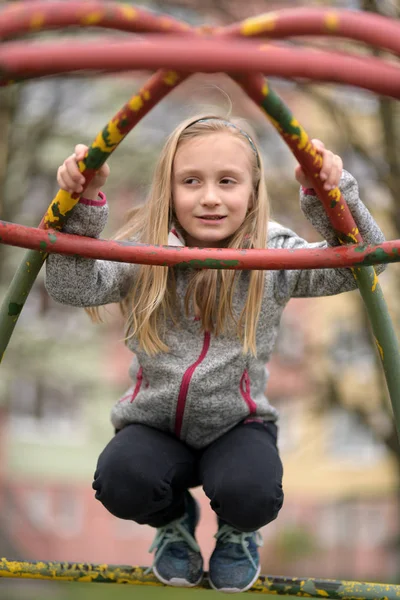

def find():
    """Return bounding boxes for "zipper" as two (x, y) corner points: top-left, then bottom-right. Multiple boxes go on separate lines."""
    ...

(119, 367), (143, 404)
(240, 369), (257, 414)
(175, 332), (211, 437)
(130, 367), (143, 402)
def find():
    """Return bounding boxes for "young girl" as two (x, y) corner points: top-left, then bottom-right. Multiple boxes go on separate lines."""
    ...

(46, 115), (385, 593)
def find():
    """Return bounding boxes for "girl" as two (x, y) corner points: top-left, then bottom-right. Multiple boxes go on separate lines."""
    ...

(46, 115), (385, 593)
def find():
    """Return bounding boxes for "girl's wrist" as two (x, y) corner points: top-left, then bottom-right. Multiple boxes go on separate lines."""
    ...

(301, 185), (317, 196)
(82, 186), (102, 200)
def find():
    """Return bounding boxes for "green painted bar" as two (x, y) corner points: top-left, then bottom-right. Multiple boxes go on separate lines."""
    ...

(242, 75), (400, 437)
(0, 249), (46, 363)
(0, 71), (184, 363)
(0, 558), (399, 598)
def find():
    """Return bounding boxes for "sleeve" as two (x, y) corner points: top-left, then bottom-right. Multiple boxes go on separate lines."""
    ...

(45, 193), (137, 307)
(272, 170), (386, 304)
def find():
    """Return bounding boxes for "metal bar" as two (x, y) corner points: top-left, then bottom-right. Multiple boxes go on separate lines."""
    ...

(0, 69), (187, 363)
(0, 0), (190, 39)
(0, 558), (399, 599)
(1, 38), (400, 99)
(2, 3), (400, 58)
(236, 72), (400, 437)
(0, 220), (399, 271)
(222, 8), (400, 56)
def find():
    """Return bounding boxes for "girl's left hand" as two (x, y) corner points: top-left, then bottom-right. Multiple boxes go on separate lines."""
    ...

(295, 139), (343, 191)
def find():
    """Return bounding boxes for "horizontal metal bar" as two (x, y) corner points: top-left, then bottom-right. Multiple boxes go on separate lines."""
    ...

(0, 220), (399, 270)
(1, 38), (400, 99)
(0, 559), (399, 599)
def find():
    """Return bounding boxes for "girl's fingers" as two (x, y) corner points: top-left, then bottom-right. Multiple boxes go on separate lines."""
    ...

(311, 138), (325, 153)
(59, 173), (83, 193)
(58, 163), (84, 192)
(320, 151), (333, 185)
(74, 144), (89, 159)
(324, 156), (343, 190)
(65, 155), (85, 183)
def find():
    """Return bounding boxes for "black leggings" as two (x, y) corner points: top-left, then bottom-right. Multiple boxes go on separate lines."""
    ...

(92, 420), (284, 532)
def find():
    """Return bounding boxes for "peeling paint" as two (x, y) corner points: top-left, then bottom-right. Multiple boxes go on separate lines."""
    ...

(128, 95), (144, 112)
(119, 6), (137, 20)
(163, 71), (180, 86)
(375, 338), (384, 360)
(8, 302), (23, 317)
(81, 12), (103, 25)
(2, 557), (399, 596)
(241, 13), (277, 36)
(176, 259), (240, 269)
(30, 13), (45, 29)
(325, 13), (340, 32)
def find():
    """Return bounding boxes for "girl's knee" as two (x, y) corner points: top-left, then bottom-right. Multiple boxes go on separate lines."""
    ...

(92, 461), (169, 521)
(210, 480), (284, 532)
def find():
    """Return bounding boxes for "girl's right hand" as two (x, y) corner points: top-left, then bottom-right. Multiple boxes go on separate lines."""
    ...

(57, 144), (110, 197)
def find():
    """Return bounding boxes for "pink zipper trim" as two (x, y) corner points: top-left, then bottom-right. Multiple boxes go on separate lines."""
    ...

(240, 369), (257, 414)
(130, 367), (143, 402)
(119, 368), (143, 403)
(175, 332), (211, 437)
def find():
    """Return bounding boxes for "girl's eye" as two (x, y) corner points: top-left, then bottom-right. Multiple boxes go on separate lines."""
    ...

(184, 178), (200, 185)
(220, 178), (236, 185)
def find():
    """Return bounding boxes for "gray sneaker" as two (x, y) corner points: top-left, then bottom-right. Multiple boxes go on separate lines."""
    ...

(149, 492), (203, 587)
(209, 520), (263, 593)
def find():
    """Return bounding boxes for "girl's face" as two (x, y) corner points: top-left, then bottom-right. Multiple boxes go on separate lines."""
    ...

(172, 132), (254, 247)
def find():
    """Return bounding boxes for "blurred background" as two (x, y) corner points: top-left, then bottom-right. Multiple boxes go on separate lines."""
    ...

(1, 0), (400, 598)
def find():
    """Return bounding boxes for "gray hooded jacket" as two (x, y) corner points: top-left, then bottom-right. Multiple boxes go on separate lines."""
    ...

(45, 171), (385, 448)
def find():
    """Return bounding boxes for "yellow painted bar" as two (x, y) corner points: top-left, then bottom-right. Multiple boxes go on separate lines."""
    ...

(1, 558), (400, 598)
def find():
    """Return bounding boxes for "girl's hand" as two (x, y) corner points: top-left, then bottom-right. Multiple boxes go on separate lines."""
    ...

(295, 139), (343, 191)
(57, 144), (110, 197)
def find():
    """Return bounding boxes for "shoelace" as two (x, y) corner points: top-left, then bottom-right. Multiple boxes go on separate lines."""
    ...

(146, 515), (201, 574)
(215, 524), (264, 571)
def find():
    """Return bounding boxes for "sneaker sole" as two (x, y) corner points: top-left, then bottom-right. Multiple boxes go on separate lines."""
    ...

(209, 564), (261, 594)
(153, 565), (203, 588)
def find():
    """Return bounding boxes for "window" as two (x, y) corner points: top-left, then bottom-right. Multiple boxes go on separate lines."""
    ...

(327, 407), (387, 465)
(273, 397), (301, 454)
(318, 500), (390, 549)
(9, 378), (85, 444)
(274, 313), (305, 364)
(53, 489), (84, 538)
(330, 325), (375, 372)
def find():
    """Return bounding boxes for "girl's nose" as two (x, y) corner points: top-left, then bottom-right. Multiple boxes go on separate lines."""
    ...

(201, 186), (221, 206)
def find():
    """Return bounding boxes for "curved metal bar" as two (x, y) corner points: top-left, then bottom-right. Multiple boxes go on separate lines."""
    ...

(0, 558), (399, 599)
(2, 3), (400, 58)
(0, 0), (190, 39)
(221, 8), (400, 56)
(236, 72), (400, 437)
(1, 38), (400, 100)
(0, 69), (187, 362)
(0, 220), (399, 270)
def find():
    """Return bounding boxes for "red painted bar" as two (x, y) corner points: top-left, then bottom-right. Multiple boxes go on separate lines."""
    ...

(0, 221), (397, 270)
(237, 73), (365, 245)
(39, 68), (187, 230)
(2, 4), (400, 59)
(222, 8), (400, 56)
(0, 1), (190, 39)
(1, 37), (399, 98)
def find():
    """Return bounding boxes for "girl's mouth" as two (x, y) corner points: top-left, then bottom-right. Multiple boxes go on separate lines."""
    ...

(198, 215), (226, 221)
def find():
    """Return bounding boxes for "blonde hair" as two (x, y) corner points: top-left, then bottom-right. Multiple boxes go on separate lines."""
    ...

(87, 115), (270, 356)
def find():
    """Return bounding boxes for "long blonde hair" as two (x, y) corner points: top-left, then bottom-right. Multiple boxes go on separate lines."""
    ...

(88, 115), (270, 356)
